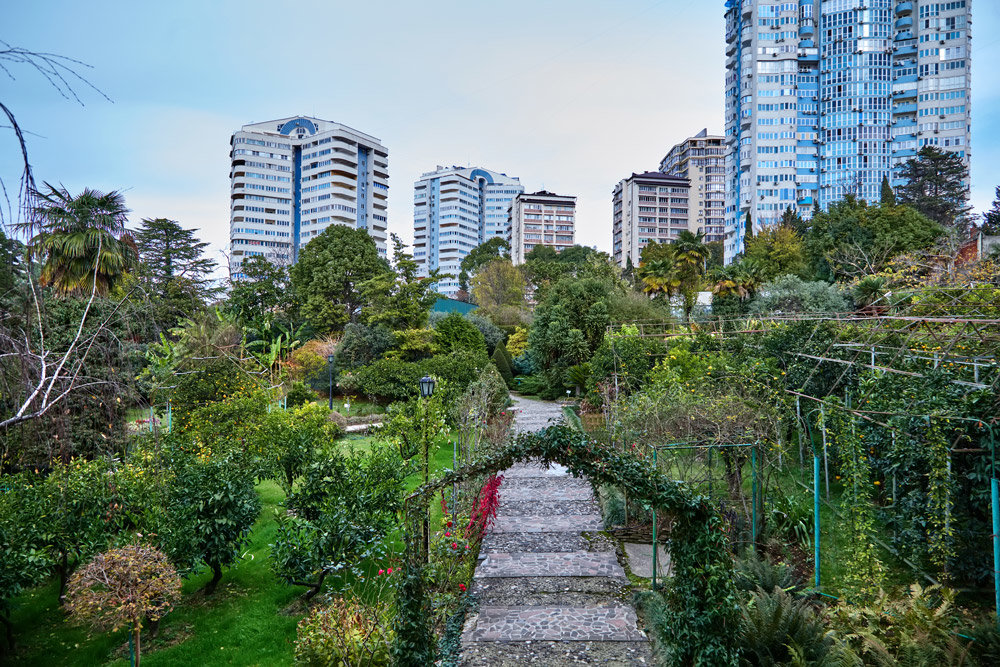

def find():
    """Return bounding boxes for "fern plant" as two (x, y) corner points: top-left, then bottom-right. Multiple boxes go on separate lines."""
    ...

(735, 552), (805, 595)
(739, 586), (856, 666)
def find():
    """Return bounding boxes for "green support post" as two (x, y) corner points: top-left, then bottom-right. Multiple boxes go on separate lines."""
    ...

(814, 455), (821, 588)
(751, 446), (758, 552)
(148, 406), (154, 433)
(992, 477), (999, 627)
(166, 401), (172, 433)
(652, 447), (658, 591)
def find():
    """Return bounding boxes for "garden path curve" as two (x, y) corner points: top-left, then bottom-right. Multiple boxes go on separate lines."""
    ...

(458, 395), (652, 665)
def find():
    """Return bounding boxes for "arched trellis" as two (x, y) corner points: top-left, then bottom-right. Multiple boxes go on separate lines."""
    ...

(393, 425), (740, 666)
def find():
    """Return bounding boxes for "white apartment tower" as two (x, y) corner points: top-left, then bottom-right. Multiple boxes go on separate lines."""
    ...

(723, 0), (972, 263)
(659, 129), (727, 242)
(508, 191), (577, 265)
(229, 116), (388, 278)
(413, 166), (523, 295)
(612, 172), (691, 269)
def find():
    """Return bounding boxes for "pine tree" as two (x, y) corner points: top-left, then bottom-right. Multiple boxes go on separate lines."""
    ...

(897, 146), (972, 230)
(135, 218), (217, 294)
(982, 185), (1000, 236)
(744, 211), (754, 241)
(134, 217), (219, 328)
(880, 176), (896, 207)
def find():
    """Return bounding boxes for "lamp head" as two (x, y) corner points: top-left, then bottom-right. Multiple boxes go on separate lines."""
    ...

(419, 375), (435, 398)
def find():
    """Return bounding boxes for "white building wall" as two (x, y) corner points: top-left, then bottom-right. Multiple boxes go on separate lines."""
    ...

(229, 116), (388, 279)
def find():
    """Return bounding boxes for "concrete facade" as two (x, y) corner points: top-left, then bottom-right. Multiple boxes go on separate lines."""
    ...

(509, 191), (577, 265)
(659, 129), (726, 242)
(612, 172), (691, 269)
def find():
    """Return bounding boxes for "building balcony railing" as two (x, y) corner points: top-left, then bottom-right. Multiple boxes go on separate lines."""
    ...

(894, 16), (913, 30)
(895, 1), (913, 17)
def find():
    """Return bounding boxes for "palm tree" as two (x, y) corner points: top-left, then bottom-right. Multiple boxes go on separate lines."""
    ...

(639, 232), (709, 324)
(26, 183), (138, 295)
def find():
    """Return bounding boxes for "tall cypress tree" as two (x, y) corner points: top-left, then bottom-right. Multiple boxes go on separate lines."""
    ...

(982, 185), (1000, 236)
(744, 211), (754, 242)
(897, 146), (972, 230)
(880, 176), (896, 207)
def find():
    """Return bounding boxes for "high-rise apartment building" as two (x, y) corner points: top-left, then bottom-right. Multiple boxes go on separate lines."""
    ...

(723, 0), (971, 263)
(413, 166), (523, 295)
(229, 116), (388, 278)
(659, 129), (727, 242)
(612, 172), (691, 268)
(508, 191), (577, 265)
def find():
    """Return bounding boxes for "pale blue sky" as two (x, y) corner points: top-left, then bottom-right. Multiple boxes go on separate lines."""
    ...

(3, 0), (999, 273)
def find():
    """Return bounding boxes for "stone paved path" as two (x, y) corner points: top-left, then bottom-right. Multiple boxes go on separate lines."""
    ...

(458, 396), (652, 665)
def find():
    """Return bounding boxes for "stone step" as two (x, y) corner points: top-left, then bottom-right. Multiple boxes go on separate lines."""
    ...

(498, 500), (600, 517)
(499, 477), (593, 502)
(501, 462), (571, 478)
(459, 640), (652, 666)
(490, 514), (605, 533)
(471, 576), (633, 606)
(461, 604), (647, 642)
(480, 530), (614, 554)
(475, 552), (626, 579)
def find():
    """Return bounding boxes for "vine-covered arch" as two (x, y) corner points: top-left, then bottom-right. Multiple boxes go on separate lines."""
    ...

(393, 425), (740, 666)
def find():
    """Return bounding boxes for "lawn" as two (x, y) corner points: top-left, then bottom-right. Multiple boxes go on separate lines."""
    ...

(8, 433), (459, 666)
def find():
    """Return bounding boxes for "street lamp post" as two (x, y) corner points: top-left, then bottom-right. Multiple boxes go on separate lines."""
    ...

(418, 375), (435, 563)
(327, 355), (335, 411)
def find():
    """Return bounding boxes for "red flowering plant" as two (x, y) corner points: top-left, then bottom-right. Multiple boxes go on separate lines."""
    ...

(424, 492), (477, 630)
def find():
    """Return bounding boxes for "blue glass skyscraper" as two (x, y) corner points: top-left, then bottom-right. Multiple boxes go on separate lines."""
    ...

(724, 0), (971, 263)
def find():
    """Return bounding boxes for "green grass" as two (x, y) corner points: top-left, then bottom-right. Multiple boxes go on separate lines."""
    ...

(8, 434), (460, 666)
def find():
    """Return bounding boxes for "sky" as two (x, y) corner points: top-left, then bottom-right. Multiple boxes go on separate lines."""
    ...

(3, 0), (1000, 277)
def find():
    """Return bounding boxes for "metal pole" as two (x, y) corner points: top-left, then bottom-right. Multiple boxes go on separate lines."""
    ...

(751, 446), (758, 553)
(652, 447), (658, 591)
(328, 362), (334, 411)
(993, 477), (1000, 627)
(821, 406), (830, 501)
(166, 401), (172, 433)
(814, 455), (821, 588)
(149, 406), (154, 433)
(796, 397), (804, 467)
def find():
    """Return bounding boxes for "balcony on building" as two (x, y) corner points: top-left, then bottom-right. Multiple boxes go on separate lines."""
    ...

(799, 23), (814, 38)
(892, 102), (917, 115)
(895, 2), (913, 17)
(894, 16), (913, 31)
(894, 43), (917, 58)
(894, 30), (913, 41)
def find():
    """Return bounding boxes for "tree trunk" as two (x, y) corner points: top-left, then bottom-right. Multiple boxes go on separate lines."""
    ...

(57, 551), (69, 604)
(301, 569), (328, 601)
(1, 612), (14, 653)
(204, 562), (223, 595)
(133, 626), (142, 667)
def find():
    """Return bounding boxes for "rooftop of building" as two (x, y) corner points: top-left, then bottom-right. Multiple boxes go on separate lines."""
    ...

(519, 190), (577, 200)
(628, 171), (689, 183)
(235, 115), (384, 146)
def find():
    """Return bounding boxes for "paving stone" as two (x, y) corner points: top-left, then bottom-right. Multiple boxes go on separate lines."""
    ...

(475, 552), (626, 579)
(490, 514), (605, 533)
(502, 462), (571, 478)
(462, 605), (647, 642)
(624, 542), (672, 579)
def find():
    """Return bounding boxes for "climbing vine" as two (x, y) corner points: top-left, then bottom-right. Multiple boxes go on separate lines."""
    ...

(397, 425), (740, 665)
(923, 416), (955, 577)
(820, 402), (885, 602)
